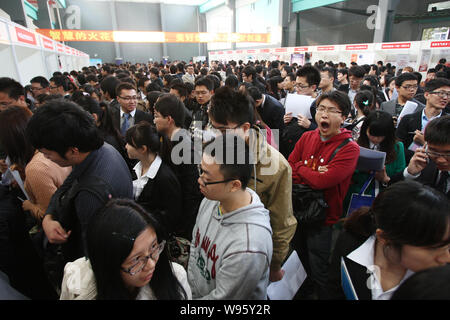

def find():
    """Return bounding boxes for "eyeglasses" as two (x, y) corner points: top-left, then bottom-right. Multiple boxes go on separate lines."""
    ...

(119, 96), (138, 101)
(121, 240), (166, 276)
(209, 122), (241, 134)
(49, 85), (58, 89)
(194, 91), (209, 96)
(429, 91), (450, 98)
(30, 87), (44, 91)
(295, 83), (310, 89)
(316, 105), (342, 115)
(425, 145), (450, 160)
(197, 165), (235, 186)
(401, 85), (418, 90)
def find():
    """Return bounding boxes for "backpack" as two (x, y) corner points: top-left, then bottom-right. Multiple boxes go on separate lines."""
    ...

(37, 175), (113, 294)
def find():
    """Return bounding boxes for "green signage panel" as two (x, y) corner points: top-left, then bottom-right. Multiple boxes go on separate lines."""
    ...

(292, 0), (347, 12)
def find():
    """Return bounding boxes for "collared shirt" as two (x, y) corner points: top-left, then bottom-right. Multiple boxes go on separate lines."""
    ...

(421, 109), (442, 132)
(132, 155), (162, 199)
(347, 235), (414, 300)
(403, 168), (449, 194)
(369, 142), (380, 151)
(120, 108), (137, 129)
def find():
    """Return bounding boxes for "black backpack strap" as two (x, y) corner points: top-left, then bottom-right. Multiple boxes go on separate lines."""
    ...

(329, 138), (353, 163)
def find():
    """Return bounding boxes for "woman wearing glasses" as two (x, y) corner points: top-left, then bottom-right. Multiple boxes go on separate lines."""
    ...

(60, 199), (191, 300)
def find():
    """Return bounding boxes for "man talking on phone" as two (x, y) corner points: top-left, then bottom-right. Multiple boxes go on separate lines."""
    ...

(392, 115), (450, 198)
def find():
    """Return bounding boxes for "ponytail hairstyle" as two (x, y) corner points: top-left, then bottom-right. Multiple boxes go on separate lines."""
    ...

(354, 90), (374, 117)
(125, 121), (171, 163)
(343, 180), (450, 263)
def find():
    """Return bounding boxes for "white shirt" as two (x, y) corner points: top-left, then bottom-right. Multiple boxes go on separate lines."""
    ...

(347, 235), (414, 300)
(132, 155), (162, 199)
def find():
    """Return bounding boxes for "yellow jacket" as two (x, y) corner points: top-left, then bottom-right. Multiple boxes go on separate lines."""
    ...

(247, 127), (297, 270)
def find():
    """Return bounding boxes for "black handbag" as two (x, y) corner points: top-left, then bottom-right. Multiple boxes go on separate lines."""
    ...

(292, 138), (352, 229)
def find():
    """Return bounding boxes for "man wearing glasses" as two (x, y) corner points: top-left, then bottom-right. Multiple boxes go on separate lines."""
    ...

(187, 134), (273, 299)
(381, 72), (425, 118)
(396, 115), (450, 198)
(112, 82), (153, 136)
(30, 76), (50, 99)
(397, 78), (450, 163)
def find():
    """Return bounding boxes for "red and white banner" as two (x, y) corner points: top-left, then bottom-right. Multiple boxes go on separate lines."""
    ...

(15, 27), (37, 46)
(274, 48), (287, 53)
(57, 43), (64, 53)
(345, 44), (368, 51)
(430, 41), (450, 48)
(246, 49), (256, 54)
(260, 48), (271, 53)
(381, 42), (411, 49)
(42, 37), (54, 50)
(294, 47), (308, 52)
(317, 46), (335, 51)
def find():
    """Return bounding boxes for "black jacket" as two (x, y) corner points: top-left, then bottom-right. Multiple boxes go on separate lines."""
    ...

(327, 230), (373, 300)
(169, 130), (203, 239)
(111, 108), (154, 135)
(259, 94), (285, 135)
(136, 162), (183, 235)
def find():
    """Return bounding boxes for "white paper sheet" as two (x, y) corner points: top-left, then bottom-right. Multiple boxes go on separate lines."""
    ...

(267, 250), (307, 300)
(284, 94), (314, 119)
(397, 100), (418, 126)
(356, 147), (386, 172)
(8, 169), (30, 200)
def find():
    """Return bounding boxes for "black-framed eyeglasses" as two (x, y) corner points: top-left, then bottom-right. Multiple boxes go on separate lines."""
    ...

(294, 83), (310, 89)
(197, 165), (235, 186)
(119, 96), (138, 101)
(209, 122), (242, 134)
(425, 145), (450, 160)
(429, 91), (450, 98)
(316, 105), (342, 115)
(120, 240), (166, 276)
(401, 85), (418, 90)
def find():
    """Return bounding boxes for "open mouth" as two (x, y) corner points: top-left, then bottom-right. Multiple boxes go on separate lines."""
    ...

(320, 121), (330, 130)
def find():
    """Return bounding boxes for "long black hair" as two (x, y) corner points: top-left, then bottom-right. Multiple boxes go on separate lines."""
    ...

(86, 199), (187, 300)
(357, 110), (397, 164)
(344, 180), (450, 261)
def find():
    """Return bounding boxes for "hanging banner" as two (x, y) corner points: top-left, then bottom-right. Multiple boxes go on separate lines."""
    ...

(36, 29), (271, 43)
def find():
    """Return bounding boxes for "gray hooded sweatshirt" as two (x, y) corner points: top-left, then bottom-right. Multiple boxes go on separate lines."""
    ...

(187, 188), (273, 300)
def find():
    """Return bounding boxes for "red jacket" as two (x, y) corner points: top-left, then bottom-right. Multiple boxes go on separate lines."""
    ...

(288, 128), (360, 225)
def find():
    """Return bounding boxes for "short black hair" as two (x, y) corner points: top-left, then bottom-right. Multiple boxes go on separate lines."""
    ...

(247, 86), (263, 101)
(321, 67), (335, 79)
(425, 115), (450, 146)
(154, 93), (186, 128)
(50, 75), (69, 91)
(209, 86), (254, 126)
(424, 78), (450, 92)
(395, 72), (418, 87)
(206, 75), (220, 91)
(26, 99), (104, 158)
(225, 74), (239, 90)
(100, 76), (121, 99)
(30, 76), (50, 88)
(0, 77), (24, 99)
(348, 66), (366, 79)
(285, 72), (296, 82)
(169, 82), (187, 98)
(296, 65), (321, 87)
(316, 90), (352, 118)
(242, 65), (257, 79)
(86, 74), (98, 83)
(203, 133), (252, 190)
(116, 82), (136, 97)
(194, 76), (214, 92)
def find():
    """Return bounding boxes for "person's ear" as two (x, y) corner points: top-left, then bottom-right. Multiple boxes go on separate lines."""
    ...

(230, 179), (242, 193)
(241, 122), (251, 133)
(375, 228), (386, 244)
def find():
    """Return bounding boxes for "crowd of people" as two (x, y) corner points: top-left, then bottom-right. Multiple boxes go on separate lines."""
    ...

(0, 56), (449, 300)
